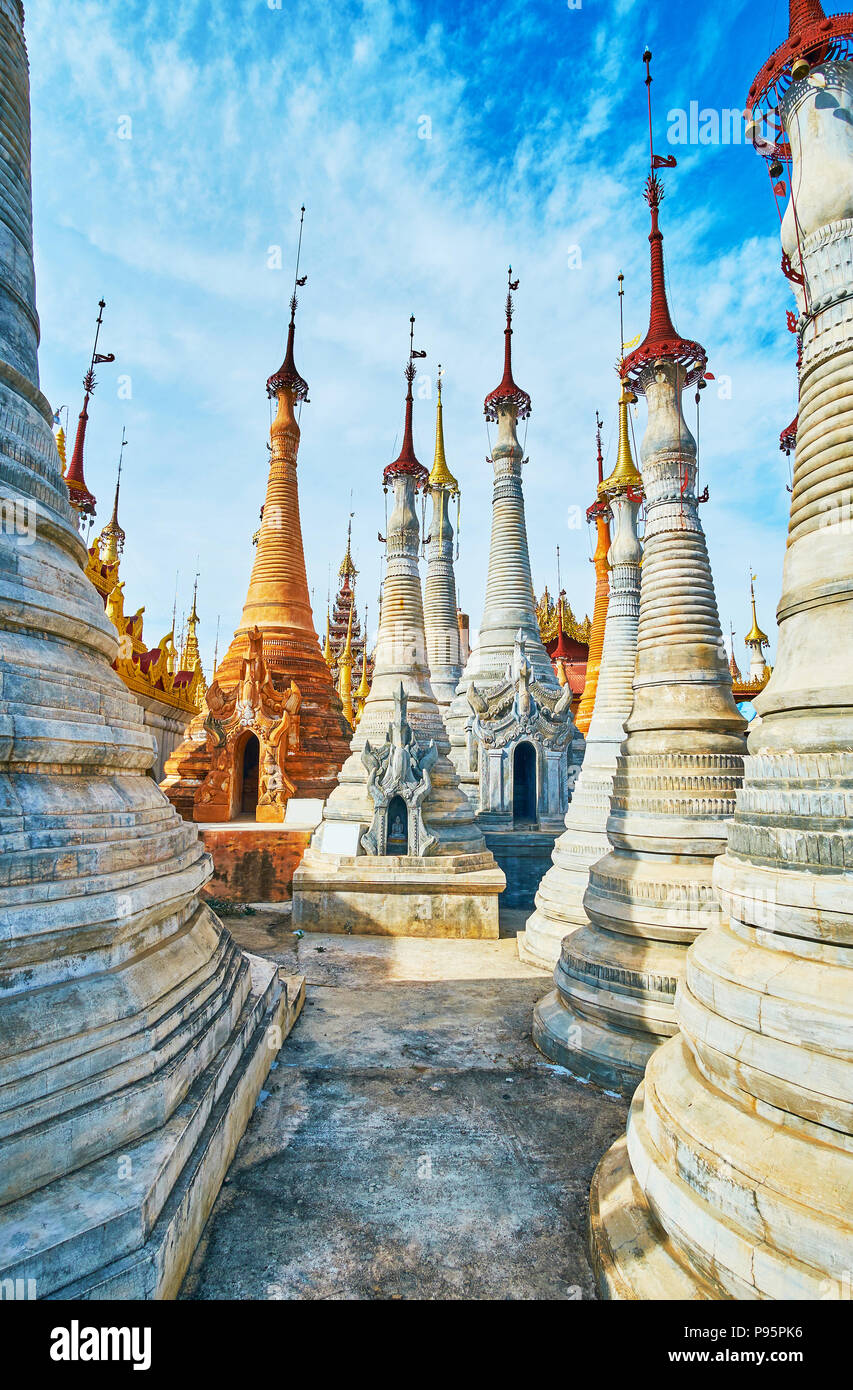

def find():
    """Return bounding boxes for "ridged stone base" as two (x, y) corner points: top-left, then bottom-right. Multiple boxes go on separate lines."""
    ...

(0, 958), (304, 1300)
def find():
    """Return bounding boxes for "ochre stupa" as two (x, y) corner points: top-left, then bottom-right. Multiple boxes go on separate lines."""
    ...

(162, 274), (351, 900)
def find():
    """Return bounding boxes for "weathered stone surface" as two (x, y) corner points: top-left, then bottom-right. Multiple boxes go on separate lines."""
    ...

(0, 0), (294, 1299)
(198, 823), (313, 903)
(591, 40), (853, 1300)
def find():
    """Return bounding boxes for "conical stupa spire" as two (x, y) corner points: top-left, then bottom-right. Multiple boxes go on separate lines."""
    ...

(182, 574), (202, 670)
(266, 206), (309, 401)
(384, 318), (429, 485)
(622, 54), (707, 389)
(484, 267), (532, 422)
(576, 413), (612, 736)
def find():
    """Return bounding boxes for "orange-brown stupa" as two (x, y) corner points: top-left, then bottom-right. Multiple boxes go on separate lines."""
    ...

(574, 414), (611, 735)
(162, 271), (350, 855)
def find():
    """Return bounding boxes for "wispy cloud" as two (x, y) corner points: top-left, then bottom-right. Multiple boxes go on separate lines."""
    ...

(28, 0), (793, 670)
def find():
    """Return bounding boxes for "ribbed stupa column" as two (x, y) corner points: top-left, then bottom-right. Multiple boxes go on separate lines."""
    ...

(424, 375), (463, 711)
(519, 386), (643, 972)
(293, 329), (504, 936)
(445, 273), (579, 830)
(574, 420), (611, 736)
(0, 0), (294, 1298)
(591, 4), (853, 1299)
(162, 287), (350, 822)
(553, 72), (746, 1089)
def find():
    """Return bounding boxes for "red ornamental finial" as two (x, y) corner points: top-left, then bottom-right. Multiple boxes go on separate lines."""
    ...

(484, 266), (531, 422)
(383, 317), (429, 488)
(267, 206), (310, 400)
(746, 1), (853, 162)
(622, 51), (706, 392)
(595, 411), (604, 484)
(66, 298), (116, 520)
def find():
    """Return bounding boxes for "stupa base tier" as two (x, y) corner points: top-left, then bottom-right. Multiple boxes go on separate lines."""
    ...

(0, 958), (304, 1301)
(198, 823), (315, 902)
(588, 1133), (717, 1301)
(292, 848), (504, 938)
(482, 829), (559, 912)
(532, 989), (656, 1093)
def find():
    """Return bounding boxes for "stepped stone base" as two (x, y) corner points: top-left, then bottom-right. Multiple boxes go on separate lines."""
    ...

(292, 848), (504, 937)
(0, 958), (304, 1301)
(484, 829), (559, 913)
(532, 989), (653, 1093)
(589, 1131), (717, 1300)
(199, 822), (315, 902)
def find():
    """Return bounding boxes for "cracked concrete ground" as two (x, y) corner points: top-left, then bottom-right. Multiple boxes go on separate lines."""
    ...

(180, 908), (628, 1301)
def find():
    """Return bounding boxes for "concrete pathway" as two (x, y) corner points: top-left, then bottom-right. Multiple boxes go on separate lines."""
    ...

(180, 910), (628, 1301)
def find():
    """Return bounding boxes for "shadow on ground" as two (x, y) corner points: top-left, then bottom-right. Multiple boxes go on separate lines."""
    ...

(180, 912), (628, 1301)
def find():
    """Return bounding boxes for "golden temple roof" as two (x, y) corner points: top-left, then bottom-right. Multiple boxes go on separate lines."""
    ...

(428, 375), (459, 492)
(600, 381), (643, 497)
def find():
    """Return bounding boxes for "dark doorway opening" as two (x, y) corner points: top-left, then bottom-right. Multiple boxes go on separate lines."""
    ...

(241, 734), (260, 816)
(386, 795), (408, 854)
(513, 742), (537, 826)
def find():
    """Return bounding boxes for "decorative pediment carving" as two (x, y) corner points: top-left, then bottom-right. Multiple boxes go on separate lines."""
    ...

(360, 685), (439, 856)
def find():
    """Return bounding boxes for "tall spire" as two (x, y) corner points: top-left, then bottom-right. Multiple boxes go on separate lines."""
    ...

(428, 370), (459, 492)
(383, 317), (429, 486)
(484, 267), (532, 422)
(99, 427), (127, 565)
(266, 206), (309, 401)
(182, 573), (202, 671)
(66, 298), (116, 522)
(339, 513), (358, 583)
(337, 601), (355, 726)
(622, 54), (707, 390)
(744, 572), (770, 648)
(576, 412), (612, 736)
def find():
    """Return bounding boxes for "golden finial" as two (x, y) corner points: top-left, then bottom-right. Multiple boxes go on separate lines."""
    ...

(600, 277), (642, 497)
(600, 379), (643, 497)
(745, 573), (770, 647)
(428, 366), (459, 492)
(339, 512), (358, 583)
(354, 605), (371, 725)
(323, 604), (333, 667)
(182, 571), (202, 672)
(100, 428), (128, 565)
(337, 602), (355, 726)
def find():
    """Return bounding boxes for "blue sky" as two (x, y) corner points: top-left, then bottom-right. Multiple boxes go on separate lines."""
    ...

(27, 0), (797, 674)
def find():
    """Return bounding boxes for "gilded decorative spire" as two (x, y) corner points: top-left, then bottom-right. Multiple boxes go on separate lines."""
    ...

(339, 513), (358, 583)
(621, 56), (707, 390)
(53, 409), (67, 475)
(600, 383), (643, 496)
(728, 624), (743, 683)
(337, 600), (355, 726)
(323, 604), (333, 667)
(99, 428), (127, 565)
(484, 267), (532, 422)
(428, 370), (459, 492)
(266, 206), (310, 402)
(182, 574), (202, 671)
(354, 606), (371, 725)
(576, 412), (613, 737)
(745, 573), (770, 647)
(383, 317), (429, 487)
(66, 299), (116, 521)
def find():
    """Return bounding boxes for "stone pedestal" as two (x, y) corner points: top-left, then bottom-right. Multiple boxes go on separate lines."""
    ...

(591, 40), (853, 1300)
(0, 0), (299, 1299)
